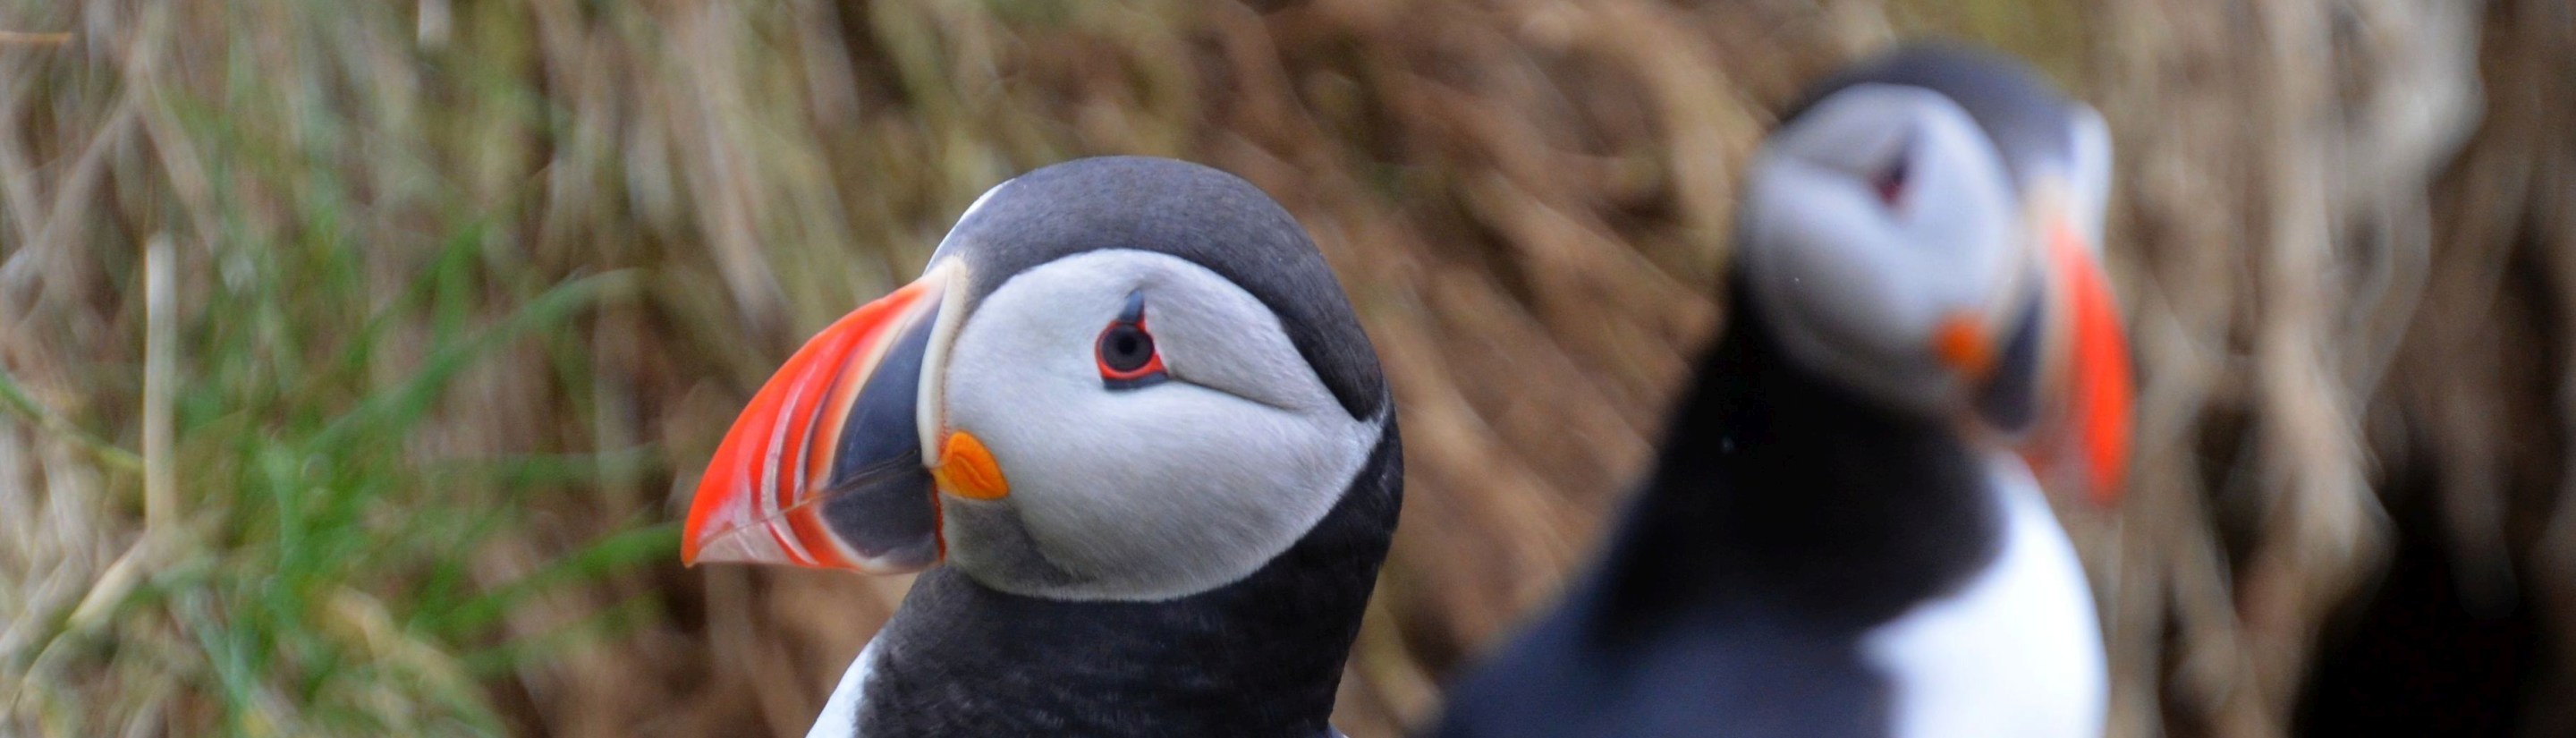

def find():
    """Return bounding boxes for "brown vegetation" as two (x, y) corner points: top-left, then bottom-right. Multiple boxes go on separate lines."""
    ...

(1, 1), (2568, 736)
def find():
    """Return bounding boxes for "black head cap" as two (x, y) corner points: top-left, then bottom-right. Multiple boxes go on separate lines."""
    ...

(1782, 43), (2087, 191)
(928, 156), (1386, 420)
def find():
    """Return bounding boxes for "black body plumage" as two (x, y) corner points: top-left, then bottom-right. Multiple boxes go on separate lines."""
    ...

(1430, 287), (2006, 738)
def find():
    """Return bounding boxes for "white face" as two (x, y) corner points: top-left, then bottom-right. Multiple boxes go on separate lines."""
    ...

(2067, 104), (2114, 250)
(935, 250), (1382, 602)
(1740, 83), (2029, 419)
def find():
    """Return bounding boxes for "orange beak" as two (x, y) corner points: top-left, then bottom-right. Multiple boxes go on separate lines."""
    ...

(682, 265), (960, 573)
(2026, 219), (2133, 506)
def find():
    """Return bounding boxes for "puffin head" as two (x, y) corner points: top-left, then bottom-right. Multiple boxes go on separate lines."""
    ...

(1738, 44), (2132, 504)
(682, 157), (1390, 601)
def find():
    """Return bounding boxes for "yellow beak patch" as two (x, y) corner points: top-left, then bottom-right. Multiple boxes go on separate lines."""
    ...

(932, 430), (1011, 500)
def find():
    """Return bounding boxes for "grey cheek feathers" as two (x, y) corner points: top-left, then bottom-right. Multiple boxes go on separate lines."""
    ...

(1151, 275), (1349, 416)
(1741, 88), (2022, 420)
(936, 250), (1383, 602)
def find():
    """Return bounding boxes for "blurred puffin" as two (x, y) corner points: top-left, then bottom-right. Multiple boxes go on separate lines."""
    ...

(682, 157), (1400, 737)
(1433, 44), (2133, 738)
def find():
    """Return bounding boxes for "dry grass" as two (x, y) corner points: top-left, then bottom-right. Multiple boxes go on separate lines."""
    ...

(0, 0), (2566, 736)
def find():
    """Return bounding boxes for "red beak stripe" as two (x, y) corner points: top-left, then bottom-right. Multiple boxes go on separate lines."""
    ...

(2048, 225), (2134, 505)
(683, 276), (945, 567)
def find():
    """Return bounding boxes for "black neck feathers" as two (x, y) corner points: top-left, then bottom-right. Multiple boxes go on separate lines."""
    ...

(1592, 290), (2004, 639)
(855, 418), (1402, 737)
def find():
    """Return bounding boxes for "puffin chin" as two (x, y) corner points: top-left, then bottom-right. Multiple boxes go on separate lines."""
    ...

(682, 259), (984, 573)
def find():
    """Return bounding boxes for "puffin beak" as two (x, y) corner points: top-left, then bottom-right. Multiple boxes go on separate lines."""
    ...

(2023, 216), (2133, 506)
(1929, 201), (2132, 507)
(683, 262), (968, 573)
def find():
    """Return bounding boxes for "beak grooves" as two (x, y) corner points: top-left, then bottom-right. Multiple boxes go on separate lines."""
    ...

(684, 276), (947, 569)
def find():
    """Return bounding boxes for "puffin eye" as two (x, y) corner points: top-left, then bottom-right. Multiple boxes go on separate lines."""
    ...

(1097, 291), (1168, 390)
(1872, 152), (1910, 207)
(1869, 130), (1915, 208)
(1101, 325), (1155, 373)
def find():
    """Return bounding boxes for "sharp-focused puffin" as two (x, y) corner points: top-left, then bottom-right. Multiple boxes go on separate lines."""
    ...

(1432, 44), (2134, 738)
(682, 157), (1400, 737)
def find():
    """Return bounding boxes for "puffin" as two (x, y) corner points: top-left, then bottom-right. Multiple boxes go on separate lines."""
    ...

(1431, 44), (2134, 738)
(682, 157), (1401, 737)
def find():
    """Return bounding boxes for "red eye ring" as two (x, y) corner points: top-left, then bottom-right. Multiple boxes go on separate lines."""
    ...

(1097, 291), (1168, 389)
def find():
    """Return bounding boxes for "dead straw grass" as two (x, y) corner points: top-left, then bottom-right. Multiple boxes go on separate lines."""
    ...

(0, 0), (2565, 736)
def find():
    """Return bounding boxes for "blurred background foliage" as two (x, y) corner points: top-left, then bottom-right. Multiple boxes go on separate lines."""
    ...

(0, 0), (2568, 736)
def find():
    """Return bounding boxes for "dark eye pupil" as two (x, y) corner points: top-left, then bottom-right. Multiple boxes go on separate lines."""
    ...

(1874, 156), (1909, 206)
(1101, 325), (1153, 372)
